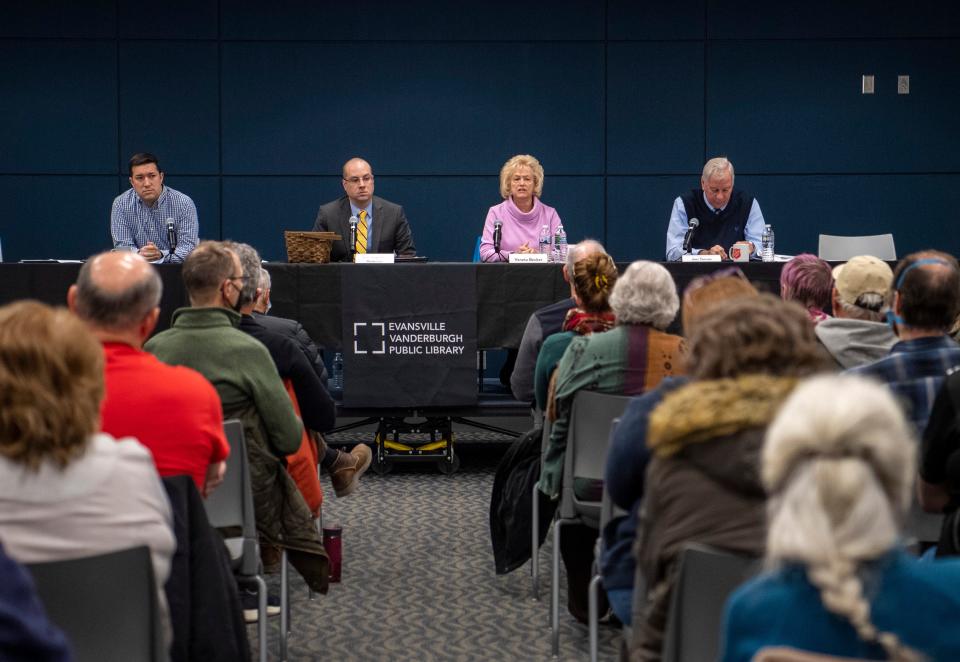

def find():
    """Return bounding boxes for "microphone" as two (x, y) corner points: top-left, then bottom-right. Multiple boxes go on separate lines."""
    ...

(682, 217), (699, 253)
(348, 215), (358, 255)
(165, 218), (177, 256)
(493, 219), (503, 254)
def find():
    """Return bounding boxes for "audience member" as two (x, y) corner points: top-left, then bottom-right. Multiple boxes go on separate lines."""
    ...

(230, 242), (370, 498)
(312, 157), (415, 262)
(602, 268), (759, 625)
(479, 154), (563, 262)
(849, 250), (960, 432)
(511, 239), (606, 404)
(0, 541), (72, 662)
(814, 254), (897, 368)
(919, 369), (960, 556)
(533, 252), (618, 412)
(721, 375), (960, 661)
(780, 253), (833, 325)
(630, 294), (828, 660)
(68, 251), (229, 497)
(0, 301), (175, 647)
(144, 241), (330, 596)
(110, 152), (199, 263)
(539, 261), (685, 622)
(253, 267), (328, 383)
(665, 157), (766, 261)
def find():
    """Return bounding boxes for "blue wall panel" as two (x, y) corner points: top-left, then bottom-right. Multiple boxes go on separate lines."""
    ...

(0, 1), (115, 38)
(0, 41), (117, 174)
(606, 175), (692, 262)
(707, 40), (960, 174)
(221, 42), (604, 176)
(221, 0), (603, 41)
(119, 42), (220, 174)
(119, 0), (218, 39)
(607, 42), (704, 174)
(607, 1), (704, 40)
(0, 176), (118, 261)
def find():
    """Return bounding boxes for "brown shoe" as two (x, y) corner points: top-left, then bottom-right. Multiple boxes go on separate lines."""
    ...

(330, 444), (372, 498)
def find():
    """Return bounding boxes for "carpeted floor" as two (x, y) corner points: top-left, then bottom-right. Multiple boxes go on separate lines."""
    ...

(250, 440), (624, 660)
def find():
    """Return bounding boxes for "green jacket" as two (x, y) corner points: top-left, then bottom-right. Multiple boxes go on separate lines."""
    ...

(145, 307), (302, 456)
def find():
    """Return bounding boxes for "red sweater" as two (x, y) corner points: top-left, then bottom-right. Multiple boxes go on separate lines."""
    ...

(99, 342), (229, 492)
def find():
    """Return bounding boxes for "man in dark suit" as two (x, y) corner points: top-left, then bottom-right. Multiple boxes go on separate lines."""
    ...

(312, 157), (416, 262)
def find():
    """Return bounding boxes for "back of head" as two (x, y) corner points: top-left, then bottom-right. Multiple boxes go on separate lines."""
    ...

(891, 250), (960, 332)
(832, 255), (893, 322)
(685, 294), (826, 379)
(762, 374), (919, 660)
(681, 268), (758, 336)
(565, 238), (606, 276)
(182, 241), (235, 304)
(571, 253), (618, 314)
(609, 260), (679, 330)
(73, 251), (162, 330)
(0, 301), (103, 471)
(224, 241), (262, 308)
(780, 253), (833, 311)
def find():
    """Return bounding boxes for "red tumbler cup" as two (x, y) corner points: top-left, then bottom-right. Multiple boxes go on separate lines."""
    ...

(322, 524), (342, 583)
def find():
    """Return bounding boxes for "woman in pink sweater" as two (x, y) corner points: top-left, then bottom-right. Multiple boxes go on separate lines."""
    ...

(479, 154), (563, 262)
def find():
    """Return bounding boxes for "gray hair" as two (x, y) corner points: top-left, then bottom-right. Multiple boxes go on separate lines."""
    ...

(74, 254), (162, 329)
(259, 268), (272, 290)
(565, 238), (606, 276)
(224, 242), (261, 307)
(763, 374), (920, 661)
(701, 156), (734, 183)
(836, 292), (886, 322)
(608, 261), (679, 329)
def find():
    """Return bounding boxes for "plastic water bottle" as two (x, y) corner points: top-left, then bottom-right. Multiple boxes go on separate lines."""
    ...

(553, 224), (567, 263)
(761, 224), (775, 262)
(332, 352), (344, 391)
(538, 224), (551, 259)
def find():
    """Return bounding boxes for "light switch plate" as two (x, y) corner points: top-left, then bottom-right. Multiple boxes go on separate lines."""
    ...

(862, 75), (875, 94)
(898, 75), (910, 94)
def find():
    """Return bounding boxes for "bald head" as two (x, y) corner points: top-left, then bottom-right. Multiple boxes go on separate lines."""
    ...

(565, 239), (607, 279)
(341, 157), (375, 206)
(71, 251), (163, 330)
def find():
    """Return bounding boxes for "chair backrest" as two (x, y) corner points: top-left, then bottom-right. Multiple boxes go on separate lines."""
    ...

(27, 546), (164, 662)
(662, 543), (761, 662)
(599, 418), (628, 531)
(817, 233), (896, 261)
(560, 391), (632, 523)
(204, 419), (259, 575)
(472, 236), (483, 262)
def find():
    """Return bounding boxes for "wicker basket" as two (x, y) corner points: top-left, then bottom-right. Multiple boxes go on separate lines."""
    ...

(284, 231), (340, 263)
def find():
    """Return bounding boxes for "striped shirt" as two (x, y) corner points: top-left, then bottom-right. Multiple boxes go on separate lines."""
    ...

(110, 186), (199, 263)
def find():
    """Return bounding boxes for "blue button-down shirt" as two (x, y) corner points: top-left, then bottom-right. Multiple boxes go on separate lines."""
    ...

(848, 335), (960, 433)
(110, 186), (199, 263)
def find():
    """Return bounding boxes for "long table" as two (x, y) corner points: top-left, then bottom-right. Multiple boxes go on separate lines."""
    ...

(0, 261), (785, 349)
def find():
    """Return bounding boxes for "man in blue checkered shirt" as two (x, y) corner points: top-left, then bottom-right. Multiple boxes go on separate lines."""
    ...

(110, 153), (199, 263)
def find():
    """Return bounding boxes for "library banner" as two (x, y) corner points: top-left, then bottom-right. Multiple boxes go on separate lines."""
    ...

(340, 265), (477, 408)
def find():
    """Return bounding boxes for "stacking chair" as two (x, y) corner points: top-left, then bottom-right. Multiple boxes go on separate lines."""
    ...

(27, 545), (164, 662)
(587, 417), (628, 662)
(662, 543), (760, 662)
(530, 414), (551, 599)
(817, 233), (896, 261)
(551, 391), (631, 656)
(205, 419), (269, 662)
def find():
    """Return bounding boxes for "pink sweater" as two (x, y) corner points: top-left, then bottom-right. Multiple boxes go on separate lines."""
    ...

(479, 197), (562, 262)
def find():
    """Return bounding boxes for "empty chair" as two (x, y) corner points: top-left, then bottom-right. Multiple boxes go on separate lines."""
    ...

(27, 546), (165, 662)
(661, 544), (759, 662)
(817, 234), (896, 261)
(551, 390), (631, 656)
(205, 419), (269, 662)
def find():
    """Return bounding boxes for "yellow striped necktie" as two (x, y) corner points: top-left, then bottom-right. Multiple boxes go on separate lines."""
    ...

(356, 210), (368, 255)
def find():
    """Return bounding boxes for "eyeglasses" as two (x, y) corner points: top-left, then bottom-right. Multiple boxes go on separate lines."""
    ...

(343, 175), (374, 185)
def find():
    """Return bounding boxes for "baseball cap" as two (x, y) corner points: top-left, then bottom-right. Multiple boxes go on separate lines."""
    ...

(832, 255), (894, 305)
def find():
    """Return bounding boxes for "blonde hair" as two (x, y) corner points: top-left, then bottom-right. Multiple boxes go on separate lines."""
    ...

(572, 253), (618, 314)
(499, 154), (544, 199)
(763, 374), (922, 661)
(0, 301), (103, 471)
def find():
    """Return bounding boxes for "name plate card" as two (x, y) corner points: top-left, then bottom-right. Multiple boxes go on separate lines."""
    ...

(354, 253), (396, 264)
(508, 253), (550, 264)
(681, 254), (722, 262)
